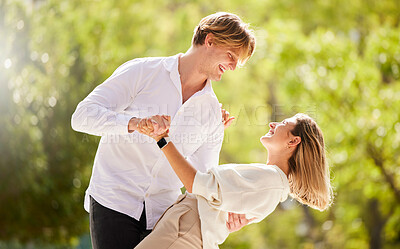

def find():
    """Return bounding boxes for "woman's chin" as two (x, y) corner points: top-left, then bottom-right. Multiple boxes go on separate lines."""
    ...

(260, 136), (269, 148)
(260, 134), (272, 140)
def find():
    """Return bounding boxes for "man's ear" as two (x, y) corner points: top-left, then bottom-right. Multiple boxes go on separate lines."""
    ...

(289, 136), (301, 147)
(204, 33), (214, 48)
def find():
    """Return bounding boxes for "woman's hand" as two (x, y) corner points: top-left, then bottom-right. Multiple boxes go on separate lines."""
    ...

(221, 107), (235, 130)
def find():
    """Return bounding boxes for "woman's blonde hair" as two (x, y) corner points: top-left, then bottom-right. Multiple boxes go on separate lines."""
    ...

(192, 12), (256, 66)
(288, 113), (333, 211)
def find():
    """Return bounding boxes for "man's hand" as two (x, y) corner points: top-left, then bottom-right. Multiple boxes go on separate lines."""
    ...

(221, 107), (234, 130)
(226, 212), (255, 233)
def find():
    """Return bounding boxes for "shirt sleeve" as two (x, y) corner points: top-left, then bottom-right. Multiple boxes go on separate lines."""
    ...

(192, 166), (285, 219)
(71, 60), (144, 136)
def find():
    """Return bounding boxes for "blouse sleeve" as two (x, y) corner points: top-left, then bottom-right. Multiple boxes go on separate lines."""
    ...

(192, 165), (287, 219)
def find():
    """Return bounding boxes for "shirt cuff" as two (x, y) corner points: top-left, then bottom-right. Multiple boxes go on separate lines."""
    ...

(115, 113), (133, 135)
(192, 171), (211, 198)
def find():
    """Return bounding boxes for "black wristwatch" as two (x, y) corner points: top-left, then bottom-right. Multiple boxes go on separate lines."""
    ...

(157, 136), (171, 149)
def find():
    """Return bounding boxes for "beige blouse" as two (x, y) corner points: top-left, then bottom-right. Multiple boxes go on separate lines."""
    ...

(192, 163), (290, 249)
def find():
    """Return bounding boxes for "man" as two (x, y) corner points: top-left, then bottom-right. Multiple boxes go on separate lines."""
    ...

(71, 12), (255, 249)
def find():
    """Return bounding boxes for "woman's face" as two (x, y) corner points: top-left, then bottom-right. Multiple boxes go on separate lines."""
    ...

(260, 117), (298, 150)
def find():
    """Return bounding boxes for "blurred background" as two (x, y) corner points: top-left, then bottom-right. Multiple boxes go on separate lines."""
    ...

(1, 0), (399, 248)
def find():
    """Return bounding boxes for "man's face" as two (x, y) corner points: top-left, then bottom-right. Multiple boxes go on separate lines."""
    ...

(200, 44), (240, 81)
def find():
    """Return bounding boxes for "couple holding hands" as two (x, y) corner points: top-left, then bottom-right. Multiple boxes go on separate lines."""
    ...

(72, 12), (332, 249)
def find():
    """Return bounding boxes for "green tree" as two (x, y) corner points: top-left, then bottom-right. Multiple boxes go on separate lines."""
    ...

(1, 0), (399, 248)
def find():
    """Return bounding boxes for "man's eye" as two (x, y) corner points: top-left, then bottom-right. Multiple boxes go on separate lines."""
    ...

(228, 53), (233, 59)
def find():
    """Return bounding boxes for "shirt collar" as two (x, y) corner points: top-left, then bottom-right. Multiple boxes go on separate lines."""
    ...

(163, 53), (218, 101)
(270, 165), (290, 202)
(190, 79), (217, 99)
(163, 53), (183, 73)
(164, 53), (183, 99)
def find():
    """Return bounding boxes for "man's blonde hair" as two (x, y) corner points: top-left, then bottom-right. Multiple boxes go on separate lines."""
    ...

(288, 113), (334, 211)
(192, 12), (256, 66)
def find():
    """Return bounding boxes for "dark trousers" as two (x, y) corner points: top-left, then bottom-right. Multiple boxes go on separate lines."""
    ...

(89, 196), (152, 249)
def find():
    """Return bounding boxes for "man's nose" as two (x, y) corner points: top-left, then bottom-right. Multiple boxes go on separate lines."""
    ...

(269, 122), (276, 129)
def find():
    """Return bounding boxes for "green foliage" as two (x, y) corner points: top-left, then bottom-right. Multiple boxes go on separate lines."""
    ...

(0, 0), (399, 248)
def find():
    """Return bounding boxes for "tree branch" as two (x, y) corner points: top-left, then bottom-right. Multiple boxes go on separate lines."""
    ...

(367, 143), (400, 203)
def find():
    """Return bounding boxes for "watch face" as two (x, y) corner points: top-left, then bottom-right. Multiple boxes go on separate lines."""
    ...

(157, 137), (167, 149)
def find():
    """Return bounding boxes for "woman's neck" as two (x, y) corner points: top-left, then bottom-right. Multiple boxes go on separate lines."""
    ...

(267, 152), (290, 176)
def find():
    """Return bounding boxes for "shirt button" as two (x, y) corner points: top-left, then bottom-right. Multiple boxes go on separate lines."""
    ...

(145, 193), (149, 198)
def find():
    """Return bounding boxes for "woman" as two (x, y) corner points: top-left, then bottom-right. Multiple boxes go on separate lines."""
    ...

(135, 113), (333, 249)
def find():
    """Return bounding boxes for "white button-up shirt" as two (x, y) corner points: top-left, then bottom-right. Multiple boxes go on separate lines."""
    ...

(71, 54), (224, 229)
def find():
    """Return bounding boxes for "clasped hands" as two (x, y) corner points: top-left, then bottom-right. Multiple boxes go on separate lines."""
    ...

(136, 115), (171, 141)
(129, 107), (235, 138)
